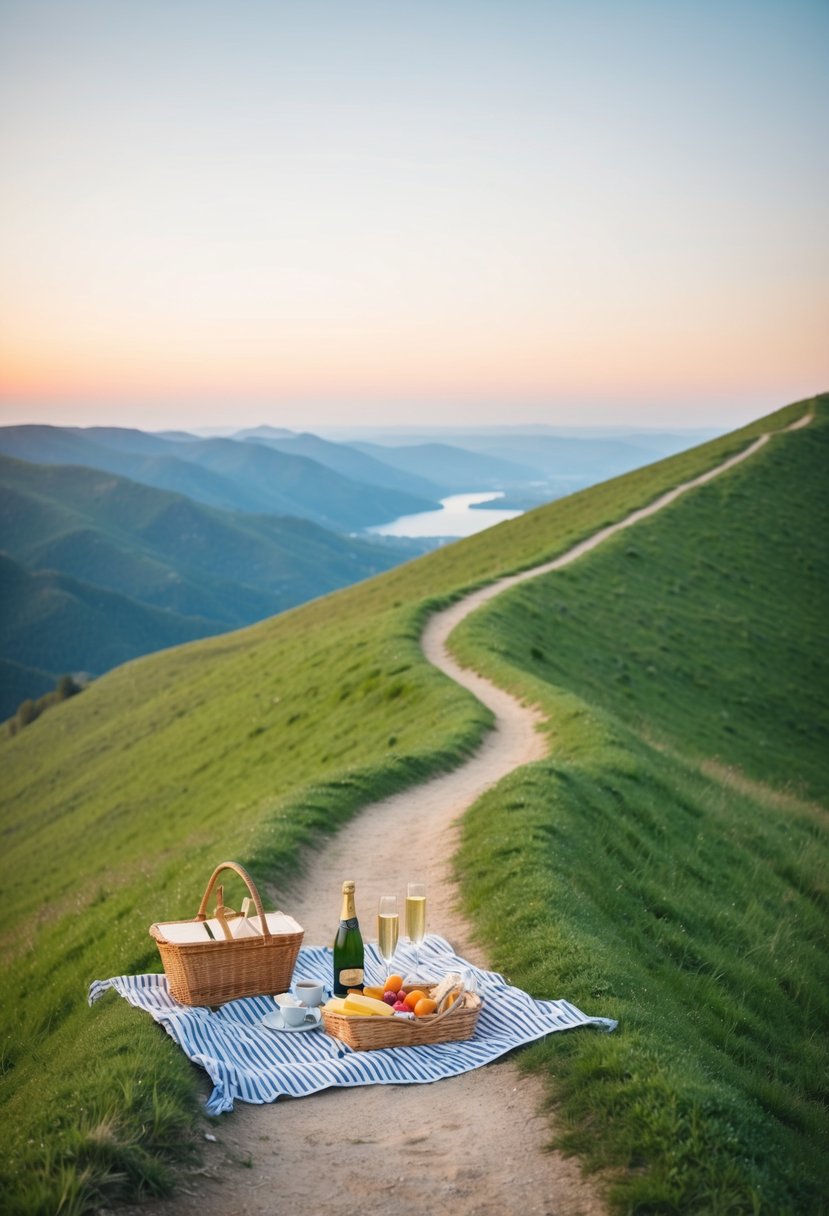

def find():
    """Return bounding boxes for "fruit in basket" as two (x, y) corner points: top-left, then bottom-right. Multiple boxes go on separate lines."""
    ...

(362, 985), (386, 1000)
(382, 990), (397, 1005)
(413, 997), (438, 1017)
(384, 974), (404, 993)
(393, 1000), (408, 1012)
(403, 988), (426, 1010)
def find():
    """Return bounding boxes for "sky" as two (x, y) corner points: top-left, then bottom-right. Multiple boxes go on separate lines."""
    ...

(0, 0), (826, 433)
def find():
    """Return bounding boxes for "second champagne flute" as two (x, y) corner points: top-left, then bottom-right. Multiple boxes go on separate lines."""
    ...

(405, 881), (427, 972)
(377, 895), (399, 981)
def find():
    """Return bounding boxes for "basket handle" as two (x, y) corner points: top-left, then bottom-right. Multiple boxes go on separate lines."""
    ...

(399, 989), (466, 1030)
(196, 862), (272, 940)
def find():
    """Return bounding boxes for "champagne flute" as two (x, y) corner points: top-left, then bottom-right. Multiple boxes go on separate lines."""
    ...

(405, 881), (427, 972)
(377, 895), (399, 981)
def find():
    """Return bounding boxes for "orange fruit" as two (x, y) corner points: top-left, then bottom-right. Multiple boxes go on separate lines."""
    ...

(413, 997), (437, 1017)
(384, 974), (404, 993)
(404, 988), (426, 1010)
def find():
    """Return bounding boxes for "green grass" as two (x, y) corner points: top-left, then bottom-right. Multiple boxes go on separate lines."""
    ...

(0, 392), (822, 1213)
(451, 402), (829, 1212)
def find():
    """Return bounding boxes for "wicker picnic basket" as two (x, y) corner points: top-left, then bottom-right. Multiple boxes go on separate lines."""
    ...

(149, 861), (303, 1006)
(321, 987), (482, 1051)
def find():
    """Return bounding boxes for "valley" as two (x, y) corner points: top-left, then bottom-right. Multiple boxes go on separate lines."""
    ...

(0, 420), (701, 718)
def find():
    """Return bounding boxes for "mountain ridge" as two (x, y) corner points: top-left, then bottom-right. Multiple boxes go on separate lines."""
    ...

(241, 429), (444, 499)
(0, 453), (416, 711)
(0, 550), (217, 686)
(0, 424), (438, 529)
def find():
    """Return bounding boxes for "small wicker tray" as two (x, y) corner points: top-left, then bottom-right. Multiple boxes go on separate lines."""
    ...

(321, 987), (482, 1051)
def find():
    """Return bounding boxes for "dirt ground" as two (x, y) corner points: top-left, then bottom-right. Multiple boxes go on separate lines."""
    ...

(133, 421), (804, 1216)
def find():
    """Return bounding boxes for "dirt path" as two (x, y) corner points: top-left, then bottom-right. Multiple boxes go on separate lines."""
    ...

(145, 418), (808, 1216)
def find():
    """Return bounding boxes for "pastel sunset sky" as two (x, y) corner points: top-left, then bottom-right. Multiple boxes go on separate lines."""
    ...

(0, 0), (826, 431)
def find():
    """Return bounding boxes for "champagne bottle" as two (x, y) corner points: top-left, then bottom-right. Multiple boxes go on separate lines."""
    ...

(333, 880), (364, 996)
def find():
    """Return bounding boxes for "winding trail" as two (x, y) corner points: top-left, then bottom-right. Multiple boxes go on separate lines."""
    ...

(146, 417), (809, 1216)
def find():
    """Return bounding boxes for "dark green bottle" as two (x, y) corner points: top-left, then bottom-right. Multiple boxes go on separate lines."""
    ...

(333, 880), (364, 996)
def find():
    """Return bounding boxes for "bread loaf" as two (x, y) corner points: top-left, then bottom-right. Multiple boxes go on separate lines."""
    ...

(432, 972), (462, 1006)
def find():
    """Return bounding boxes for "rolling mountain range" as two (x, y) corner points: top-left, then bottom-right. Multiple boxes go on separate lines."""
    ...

(0, 421), (718, 520)
(0, 550), (217, 681)
(0, 454), (415, 716)
(237, 429), (442, 500)
(0, 425), (438, 529)
(329, 424), (721, 493)
(347, 440), (541, 493)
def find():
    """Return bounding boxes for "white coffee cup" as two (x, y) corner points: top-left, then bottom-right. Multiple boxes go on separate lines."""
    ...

(282, 1004), (314, 1027)
(294, 979), (324, 1008)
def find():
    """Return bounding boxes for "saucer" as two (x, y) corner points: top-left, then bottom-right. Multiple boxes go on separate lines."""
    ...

(262, 1007), (321, 1034)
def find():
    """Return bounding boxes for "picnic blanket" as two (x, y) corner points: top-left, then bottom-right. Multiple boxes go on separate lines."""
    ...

(89, 934), (616, 1115)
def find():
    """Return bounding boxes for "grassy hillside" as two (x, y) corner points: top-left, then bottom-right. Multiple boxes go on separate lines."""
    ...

(454, 421), (828, 802)
(0, 393), (823, 1215)
(450, 403), (828, 1211)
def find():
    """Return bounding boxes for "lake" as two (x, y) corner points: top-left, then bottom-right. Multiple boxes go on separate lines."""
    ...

(368, 492), (523, 539)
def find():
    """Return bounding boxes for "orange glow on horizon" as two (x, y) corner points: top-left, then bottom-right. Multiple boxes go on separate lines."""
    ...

(1, 295), (826, 413)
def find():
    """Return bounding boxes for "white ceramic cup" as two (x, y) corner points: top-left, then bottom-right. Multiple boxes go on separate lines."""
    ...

(294, 979), (324, 1008)
(282, 1004), (313, 1027)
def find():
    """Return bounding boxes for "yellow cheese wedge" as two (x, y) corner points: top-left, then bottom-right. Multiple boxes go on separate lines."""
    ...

(322, 997), (349, 1014)
(343, 992), (394, 1017)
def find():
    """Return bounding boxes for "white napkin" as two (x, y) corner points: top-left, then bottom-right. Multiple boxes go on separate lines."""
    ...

(230, 915), (260, 939)
(154, 910), (302, 943)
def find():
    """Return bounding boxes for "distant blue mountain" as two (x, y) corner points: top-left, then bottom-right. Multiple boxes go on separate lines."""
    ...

(348, 441), (544, 493)
(240, 429), (443, 500)
(0, 451), (419, 713)
(0, 425), (438, 530)
(339, 427), (719, 497)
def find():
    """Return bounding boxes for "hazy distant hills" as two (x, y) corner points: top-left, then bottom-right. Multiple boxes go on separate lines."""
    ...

(0, 425), (438, 530)
(165, 435), (436, 527)
(0, 453), (415, 716)
(349, 441), (542, 493)
(0, 423), (714, 524)
(345, 430), (714, 497)
(241, 430), (443, 500)
(441, 433), (684, 478)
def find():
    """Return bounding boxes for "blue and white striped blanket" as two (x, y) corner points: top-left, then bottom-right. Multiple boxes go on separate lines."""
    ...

(89, 934), (616, 1115)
